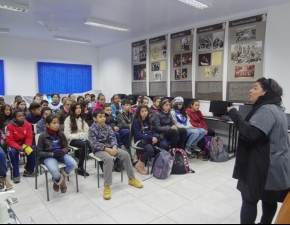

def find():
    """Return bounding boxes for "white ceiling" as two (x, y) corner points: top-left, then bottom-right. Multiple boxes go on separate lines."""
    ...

(0, 0), (288, 46)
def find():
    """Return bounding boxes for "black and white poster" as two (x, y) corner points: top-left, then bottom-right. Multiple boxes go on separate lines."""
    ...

(170, 29), (194, 98)
(195, 23), (225, 100)
(132, 40), (147, 95)
(227, 14), (267, 102)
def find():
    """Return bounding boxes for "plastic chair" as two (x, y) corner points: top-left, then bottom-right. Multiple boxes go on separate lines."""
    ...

(34, 134), (79, 201)
(88, 153), (123, 188)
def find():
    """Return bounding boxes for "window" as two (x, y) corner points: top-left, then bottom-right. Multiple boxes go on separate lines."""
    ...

(38, 62), (92, 94)
(0, 60), (4, 95)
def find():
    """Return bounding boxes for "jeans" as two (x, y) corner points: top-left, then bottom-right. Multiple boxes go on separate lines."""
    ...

(186, 128), (206, 148)
(114, 129), (130, 149)
(0, 147), (7, 177)
(44, 154), (77, 181)
(137, 141), (169, 162)
(8, 146), (36, 178)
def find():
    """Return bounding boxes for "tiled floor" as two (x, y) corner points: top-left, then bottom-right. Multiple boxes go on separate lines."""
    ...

(8, 158), (282, 224)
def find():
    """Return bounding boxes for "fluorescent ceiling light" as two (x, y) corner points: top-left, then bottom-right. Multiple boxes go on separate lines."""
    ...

(179, 0), (212, 9)
(84, 18), (130, 32)
(0, 0), (29, 12)
(0, 28), (9, 33)
(54, 36), (91, 44)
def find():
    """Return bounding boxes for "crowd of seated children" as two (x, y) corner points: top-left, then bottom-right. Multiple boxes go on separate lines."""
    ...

(37, 115), (77, 193)
(36, 107), (52, 134)
(171, 97), (205, 155)
(132, 105), (169, 175)
(80, 100), (93, 126)
(25, 103), (42, 124)
(153, 98), (187, 149)
(5, 110), (35, 184)
(48, 94), (62, 111)
(89, 109), (143, 200)
(93, 93), (106, 111)
(116, 99), (133, 151)
(56, 98), (72, 131)
(40, 100), (49, 108)
(64, 103), (90, 177)
(111, 94), (122, 118)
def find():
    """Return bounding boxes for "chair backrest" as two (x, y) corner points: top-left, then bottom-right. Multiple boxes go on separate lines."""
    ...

(35, 133), (41, 145)
(33, 124), (37, 134)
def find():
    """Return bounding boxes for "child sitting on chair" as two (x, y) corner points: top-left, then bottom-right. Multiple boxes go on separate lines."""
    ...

(89, 109), (143, 200)
(5, 110), (35, 184)
(37, 115), (77, 193)
(48, 94), (62, 111)
(36, 107), (52, 134)
(25, 103), (42, 124)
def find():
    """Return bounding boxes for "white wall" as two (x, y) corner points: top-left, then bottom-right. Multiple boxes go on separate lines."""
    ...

(0, 36), (98, 96)
(97, 2), (290, 112)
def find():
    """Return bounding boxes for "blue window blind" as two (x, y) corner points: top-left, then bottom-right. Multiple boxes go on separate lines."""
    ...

(38, 62), (92, 94)
(0, 60), (4, 95)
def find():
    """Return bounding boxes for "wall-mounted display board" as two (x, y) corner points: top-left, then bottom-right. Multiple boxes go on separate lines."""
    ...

(195, 23), (226, 101)
(170, 29), (194, 98)
(132, 39), (147, 95)
(227, 14), (267, 102)
(149, 35), (168, 96)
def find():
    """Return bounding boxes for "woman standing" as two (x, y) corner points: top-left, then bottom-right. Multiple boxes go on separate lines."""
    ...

(227, 78), (290, 224)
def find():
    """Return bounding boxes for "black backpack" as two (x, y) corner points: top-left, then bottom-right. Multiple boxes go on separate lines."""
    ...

(170, 148), (195, 174)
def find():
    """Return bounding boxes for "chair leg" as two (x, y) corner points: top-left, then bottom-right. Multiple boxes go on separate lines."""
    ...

(84, 142), (87, 179)
(121, 160), (123, 182)
(75, 169), (79, 193)
(45, 171), (49, 201)
(97, 161), (100, 188)
(95, 160), (96, 168)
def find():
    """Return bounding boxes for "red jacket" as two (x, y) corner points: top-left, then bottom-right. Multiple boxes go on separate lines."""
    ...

(5, 120), (33, 150)
(186, 108), (208, 131)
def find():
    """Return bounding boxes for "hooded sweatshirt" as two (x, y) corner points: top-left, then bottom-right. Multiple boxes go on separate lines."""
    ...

(170, 110), (191, 128)
(186, 108), (208, 131)
(5, 120), (33, 150)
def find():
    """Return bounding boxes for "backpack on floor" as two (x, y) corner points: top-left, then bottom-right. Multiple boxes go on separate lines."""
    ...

(209, 137), (229, 163)
(170, 148), (195, 174)
(151, 148), (174, 180)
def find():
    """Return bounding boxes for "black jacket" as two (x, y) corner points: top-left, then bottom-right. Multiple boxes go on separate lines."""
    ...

(37, 129), (69, 159)
(116, 110), (133, 129)
(153, 110), (175, 133)
(105, 114), (122, 130)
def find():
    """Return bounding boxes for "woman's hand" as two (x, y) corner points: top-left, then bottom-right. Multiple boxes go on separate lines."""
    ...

(227, 107), (234, 112)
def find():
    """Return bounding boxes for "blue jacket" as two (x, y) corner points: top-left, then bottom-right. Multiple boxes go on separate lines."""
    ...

(132, 119), (158, 143)
(111, 103), (122, 118)
(89, 123), (118, 153)
(25, 113), (42, 124)
(36, 118), (46, 134)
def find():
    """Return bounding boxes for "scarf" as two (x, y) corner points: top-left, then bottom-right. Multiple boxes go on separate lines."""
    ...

(233, 96), (282, 180)
(47, 128), (58, 135)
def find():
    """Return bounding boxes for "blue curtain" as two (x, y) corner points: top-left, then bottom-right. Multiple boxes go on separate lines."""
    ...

(38, 62), (92, 94)
(0, 60), (4, 95)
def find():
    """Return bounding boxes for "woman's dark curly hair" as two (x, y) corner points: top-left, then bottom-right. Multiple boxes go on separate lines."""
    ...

(131, 105), (153, 136)
(68, 103), (86, 133)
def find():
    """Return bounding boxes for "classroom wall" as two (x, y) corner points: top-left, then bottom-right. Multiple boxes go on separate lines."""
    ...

(97, 2), (290, 112)
(0, 36), (98, 96)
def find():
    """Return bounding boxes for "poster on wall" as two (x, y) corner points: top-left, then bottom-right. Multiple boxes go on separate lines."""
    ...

(132, 40), (147, 95)
(149, 35), (168, 96)
(195, 23), (225, 101)
(170, 29), (194, 98)
(227, 14), (267, 102)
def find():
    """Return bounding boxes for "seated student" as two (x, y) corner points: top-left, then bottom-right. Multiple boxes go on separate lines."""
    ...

(25, 103), (42, 124)
(55, 98), (72, 131)
(37, 115), (77, 193)
(0, 146), (13, 191)
(5, 110), (35, 184)
(40, 100), (49, 109)
(68, 94), (76, 103)
(59, 97), (68, 110)
(132, 96), (143, 108)
(104, 104), (129, 149)
(89, 109), (143, 200)
(35, 93), (44, 101)
(48, 94), (62, 111)
(16, 100), (28, 115)
(36, 107), (52, 134)
(171, 97), (205, 155)
(11, 96), (22, 108)
(0, 104), (12, 151)
(90, 94), (96, 107)
(33, 96), (42, 104)
(132, 105), (169, 175)
(80, 101), (93, 127)
(111, 94), (122, 118)
(153, 98), (187, 149)
(85, 94), (93, 109)
(0, 97), (5, 108)
(117, 99), (133, 148)
(77, 96), (84, 103)
(142, 97), (149, 107)
(150, 97), (161, 115)
(186, 99), (216, 160)
(92, 93), (106, 111)
(64, 103), (90, 176)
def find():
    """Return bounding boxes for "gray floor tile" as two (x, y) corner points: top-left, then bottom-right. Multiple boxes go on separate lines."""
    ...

(19, 208), (58, 224)
(77, 213), (117, 224)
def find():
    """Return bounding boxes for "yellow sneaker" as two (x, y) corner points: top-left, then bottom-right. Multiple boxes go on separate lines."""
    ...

(103, 186), (111, 200)
(128, 178), (143, 189)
